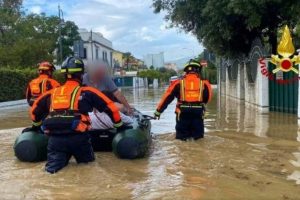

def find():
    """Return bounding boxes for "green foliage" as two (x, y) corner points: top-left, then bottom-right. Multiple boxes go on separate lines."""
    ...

(196, 51), (217, 84)
(57, 20), (81, 62)
(153, 0), (300, 57)
(158, 67), (177, 82)
(202, 68), (217, 84)
(0, 68), (64, 102)
(138, 67), (177, 84)
(0, 1), (80, 67)
(0, 68), (36, 102)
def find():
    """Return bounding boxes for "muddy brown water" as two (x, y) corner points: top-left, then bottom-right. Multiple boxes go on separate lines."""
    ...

(0, 88), (299, 200)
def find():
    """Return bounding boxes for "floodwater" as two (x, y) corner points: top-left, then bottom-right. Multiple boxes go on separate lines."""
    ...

(0, 88), (299, 200)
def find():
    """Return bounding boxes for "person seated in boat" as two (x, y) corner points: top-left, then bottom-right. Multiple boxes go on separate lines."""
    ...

(154, 60), (212, 141)
(82, 60), (133, 115)
(30, 57), (124, 174)
(26, 61), (60, 106)
(89, 109), (133, 130)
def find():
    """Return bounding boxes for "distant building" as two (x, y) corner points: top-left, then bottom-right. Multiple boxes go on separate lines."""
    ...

(143, 52), (164, 68)
(114, 51), (145, 71)
(78, 29), (113, 67)
(113, 50), (124, 70)
(164, 62), (177, 71)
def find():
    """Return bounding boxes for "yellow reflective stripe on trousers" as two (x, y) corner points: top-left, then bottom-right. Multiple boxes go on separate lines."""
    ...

(70, 86), (80, 110)
(180, 79), (185, 101)
(180, 105), (203, 108)
(198, 80), (203, 101)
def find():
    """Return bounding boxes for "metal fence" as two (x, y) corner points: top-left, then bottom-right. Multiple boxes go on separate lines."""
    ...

(219, 38), (268, 84)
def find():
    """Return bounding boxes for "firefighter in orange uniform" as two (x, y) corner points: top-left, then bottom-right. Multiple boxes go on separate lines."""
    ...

(154, 60), (212, 140)
(26, 62), (60, 106)
(30, 57), (123, 173)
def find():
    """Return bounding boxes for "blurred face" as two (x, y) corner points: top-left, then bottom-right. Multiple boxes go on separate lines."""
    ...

(90, 65), (106, 82)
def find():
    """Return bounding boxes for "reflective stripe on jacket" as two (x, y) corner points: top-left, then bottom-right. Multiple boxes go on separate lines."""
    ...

(156, 73), (212, 115)
(26, 74), (60, 106)
(30, 80), (123, 133)
(180, 73), (204, 103)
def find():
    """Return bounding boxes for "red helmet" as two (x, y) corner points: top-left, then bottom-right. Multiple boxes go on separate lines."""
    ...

(38, 61), (55, 71)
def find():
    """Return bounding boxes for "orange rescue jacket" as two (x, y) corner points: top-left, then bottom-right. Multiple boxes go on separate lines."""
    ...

(48, 84), (90, 133)
(156, 73), (212, 115)
(26, 74), (60, 106)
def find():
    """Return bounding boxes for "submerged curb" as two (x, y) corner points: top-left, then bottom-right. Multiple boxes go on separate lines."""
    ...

(0, 99), (27, 109)
(0, 85), (217, 110)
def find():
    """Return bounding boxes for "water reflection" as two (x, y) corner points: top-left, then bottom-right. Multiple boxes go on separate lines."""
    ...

(215, 95), (299, 140)
(215, 94), (300, 188)
(0, 88), (299, 199)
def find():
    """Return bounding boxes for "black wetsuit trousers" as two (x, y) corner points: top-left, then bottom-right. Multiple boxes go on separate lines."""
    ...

(175, 108), (204, 141)
(46, 133), (95, 173)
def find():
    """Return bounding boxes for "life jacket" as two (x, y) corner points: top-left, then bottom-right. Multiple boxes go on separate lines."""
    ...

(176, 73), (205, 115)
(179, 73), (204, 103)
(29, 75), (51, 104)
(42, 83), (91, 135)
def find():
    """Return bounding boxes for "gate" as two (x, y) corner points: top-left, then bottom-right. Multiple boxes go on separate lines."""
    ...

(268, 63), (298, 114)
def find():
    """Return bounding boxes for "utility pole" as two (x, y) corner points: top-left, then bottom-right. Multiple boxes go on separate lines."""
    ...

(58, 5), (64, 63)
(90, 29), (94, 61)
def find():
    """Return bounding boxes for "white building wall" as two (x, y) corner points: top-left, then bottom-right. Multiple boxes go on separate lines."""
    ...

(221, 59), (269, 113)
(79, 29), (113, 68)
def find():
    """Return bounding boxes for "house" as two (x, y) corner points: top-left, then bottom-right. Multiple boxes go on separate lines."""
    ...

(78, 29), (113, 67)
(113, 50), (124, 70)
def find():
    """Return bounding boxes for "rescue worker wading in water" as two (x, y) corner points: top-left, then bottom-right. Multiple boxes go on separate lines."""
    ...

(30, 57), (123, 173)
(154, 60), (212, 141)
(26, 62), (60, 106)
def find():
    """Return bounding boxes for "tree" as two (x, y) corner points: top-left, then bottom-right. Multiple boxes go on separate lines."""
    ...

(122, 52), (134, 70)
(153, 0), (300, 57)
(58, 20), (81, 61)
(138, 67), (177, 84)
(0, 0), (22, 37)
(196, 51), (217, 84)
(0, 0), (81, 67)
(0, 0), (23, 66)
(15, 14), (59, 66)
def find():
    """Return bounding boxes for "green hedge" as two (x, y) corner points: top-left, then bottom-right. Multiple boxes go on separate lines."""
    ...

(0, 68), (64, 102)
(202, 68), (217, 84)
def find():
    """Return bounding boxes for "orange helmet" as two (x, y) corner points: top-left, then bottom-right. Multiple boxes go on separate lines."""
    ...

(38, 61), (55, 71)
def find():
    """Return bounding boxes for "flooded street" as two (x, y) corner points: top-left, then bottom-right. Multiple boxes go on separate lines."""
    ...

(0, 88), (299, 200)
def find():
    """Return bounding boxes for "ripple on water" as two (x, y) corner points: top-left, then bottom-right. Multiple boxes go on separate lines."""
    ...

(0, 88), (300, 199)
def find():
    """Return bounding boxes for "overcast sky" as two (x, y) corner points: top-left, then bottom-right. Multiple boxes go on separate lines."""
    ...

(23, 0), (203, 61)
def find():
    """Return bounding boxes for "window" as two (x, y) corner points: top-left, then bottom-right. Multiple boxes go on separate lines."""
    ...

(103, 51), (107, 61)
(96, 48), (99, 59)
(83, 48), (87, 59)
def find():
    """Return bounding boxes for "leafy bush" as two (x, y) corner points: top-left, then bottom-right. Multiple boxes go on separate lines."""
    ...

(202, 68), (217, 84)
(137, 67), (177, 84)
(0, 68), (64, 102)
